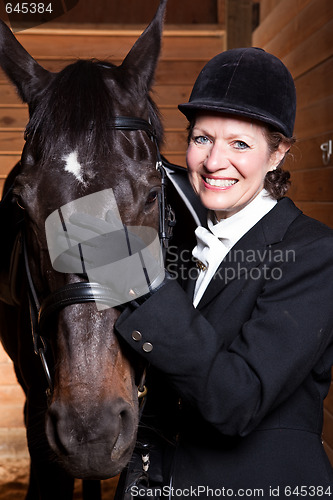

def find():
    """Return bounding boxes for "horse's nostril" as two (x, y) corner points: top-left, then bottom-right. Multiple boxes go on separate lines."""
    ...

(110, 403), (137, 462)
(46, 403), (71, 456)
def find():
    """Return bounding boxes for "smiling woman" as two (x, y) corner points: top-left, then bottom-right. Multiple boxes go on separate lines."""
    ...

(113, 46), (333, 498)
(186, 113), (290, 220)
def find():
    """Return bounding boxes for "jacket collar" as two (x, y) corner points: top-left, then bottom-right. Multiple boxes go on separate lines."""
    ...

(196, 197), (301, 309)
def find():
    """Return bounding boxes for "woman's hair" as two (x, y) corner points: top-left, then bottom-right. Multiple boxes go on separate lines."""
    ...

(263, 127), (296, 199)
(186, 118), (296, 200)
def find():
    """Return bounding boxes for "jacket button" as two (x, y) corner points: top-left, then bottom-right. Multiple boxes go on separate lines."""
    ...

(142, 342), (153, 353)
(132, 330), (142, 341)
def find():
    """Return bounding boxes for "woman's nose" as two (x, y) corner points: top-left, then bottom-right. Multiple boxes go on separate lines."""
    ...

(204, 143), (229, 172)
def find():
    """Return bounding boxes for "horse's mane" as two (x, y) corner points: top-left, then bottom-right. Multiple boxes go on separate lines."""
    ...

(26, 59), (163, 165)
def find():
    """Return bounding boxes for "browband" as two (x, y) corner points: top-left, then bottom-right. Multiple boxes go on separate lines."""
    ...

(108, 116), (156, 139)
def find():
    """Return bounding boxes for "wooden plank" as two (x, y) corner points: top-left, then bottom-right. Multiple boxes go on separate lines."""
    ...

(0, 406), (25, 428)
(217, 0), (227, 26)
(153, 85), (193, 107)
(160, 108), (188, 129)
(259, 0), (282, 22)
(295, 57), (333, 110)
(0, 155), (21, 176)
(294, 97), (333, 140)
(0, 107), (28, 129)
(253, 0), (312, 48)
(0, 386), (25, 406)
(293, 202), (333, 228)
(0, 84), (22, 105)
(14, 30), (225, 60)
(162, 153), (187, 168)
(258, 0), (333, 62)
(0, 131), (25, 151)
(148, 59), (206, 85)
(288, 167), (333, 202)
(283, 20), (333, 80)
(162, 130), (188, 152)
(288, 133), (333, 172)
(226, 0), (253, 49)
(0, 428), (29, 457)
(0, 363), (19, 385)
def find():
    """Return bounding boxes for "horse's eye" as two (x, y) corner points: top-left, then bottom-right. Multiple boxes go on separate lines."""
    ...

(146, 190), (159, 205)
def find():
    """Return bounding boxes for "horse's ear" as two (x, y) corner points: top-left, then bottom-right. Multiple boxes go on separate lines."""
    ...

(0, 20), (52, 106)
(121, 0), (167, 90)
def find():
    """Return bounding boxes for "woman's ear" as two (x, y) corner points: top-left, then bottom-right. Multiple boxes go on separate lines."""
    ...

(269, 143), (290, 171)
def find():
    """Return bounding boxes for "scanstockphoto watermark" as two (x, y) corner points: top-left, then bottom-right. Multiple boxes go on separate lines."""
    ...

(130, 485), (332, 498)
(130, 485), (266, 497)
(166, 245), (296, 283)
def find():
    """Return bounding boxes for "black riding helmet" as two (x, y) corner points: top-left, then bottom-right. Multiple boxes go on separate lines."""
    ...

(178, 47), (296, 138)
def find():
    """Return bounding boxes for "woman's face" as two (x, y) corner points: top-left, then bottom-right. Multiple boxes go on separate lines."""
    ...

(186, 113), (285, 220)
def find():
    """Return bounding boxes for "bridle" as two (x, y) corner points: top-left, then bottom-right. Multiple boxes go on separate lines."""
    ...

(22, 116), (176, 398)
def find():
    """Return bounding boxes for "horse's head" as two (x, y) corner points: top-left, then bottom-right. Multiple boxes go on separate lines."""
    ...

(0, 0), (167, 479)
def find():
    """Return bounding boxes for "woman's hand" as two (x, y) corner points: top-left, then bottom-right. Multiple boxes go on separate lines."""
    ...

(48, 210), (166, 307)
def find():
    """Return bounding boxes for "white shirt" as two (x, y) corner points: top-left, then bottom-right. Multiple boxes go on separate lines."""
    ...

(192, 189), (277, 307)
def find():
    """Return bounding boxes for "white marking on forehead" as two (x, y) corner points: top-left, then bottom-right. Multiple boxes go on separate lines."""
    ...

(63, 150), (85, 184)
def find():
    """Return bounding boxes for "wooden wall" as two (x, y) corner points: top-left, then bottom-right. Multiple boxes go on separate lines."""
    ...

(253, 0), (333, 463)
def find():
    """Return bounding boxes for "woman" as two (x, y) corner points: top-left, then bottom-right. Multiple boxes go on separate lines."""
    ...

(115, 48), (333, 497)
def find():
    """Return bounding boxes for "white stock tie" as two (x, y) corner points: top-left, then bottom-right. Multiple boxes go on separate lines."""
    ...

(192, 226), (230, 307)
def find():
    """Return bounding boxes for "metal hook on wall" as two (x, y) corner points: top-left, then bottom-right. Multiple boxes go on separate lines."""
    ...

(320, 140), (332, 166)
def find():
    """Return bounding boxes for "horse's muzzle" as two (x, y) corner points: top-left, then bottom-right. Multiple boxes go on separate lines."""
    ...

(45, 397), (138, 479)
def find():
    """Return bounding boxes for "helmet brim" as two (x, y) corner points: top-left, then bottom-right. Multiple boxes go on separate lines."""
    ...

(178, 100), (291, 137)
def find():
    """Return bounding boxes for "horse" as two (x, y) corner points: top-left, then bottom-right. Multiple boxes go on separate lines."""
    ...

(0, 1), (169, 498)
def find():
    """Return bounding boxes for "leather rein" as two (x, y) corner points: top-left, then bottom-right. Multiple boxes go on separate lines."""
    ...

(22, 116), (175, 398)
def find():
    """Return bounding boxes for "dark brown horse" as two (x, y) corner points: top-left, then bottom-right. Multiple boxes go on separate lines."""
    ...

(0, 1), (167, 498)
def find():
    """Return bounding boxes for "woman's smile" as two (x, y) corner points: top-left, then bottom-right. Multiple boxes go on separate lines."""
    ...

(202, 176), (239, 189)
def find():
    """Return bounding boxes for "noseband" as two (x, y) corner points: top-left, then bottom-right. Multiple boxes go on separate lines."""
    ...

(23, 116), (176, 396)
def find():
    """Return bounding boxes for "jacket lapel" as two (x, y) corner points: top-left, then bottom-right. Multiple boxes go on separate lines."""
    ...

(196, 198), (301, 309)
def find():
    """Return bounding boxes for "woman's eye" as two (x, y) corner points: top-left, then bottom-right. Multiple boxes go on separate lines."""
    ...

(234, 140), (250, 150)
(193, 135), (210, 145)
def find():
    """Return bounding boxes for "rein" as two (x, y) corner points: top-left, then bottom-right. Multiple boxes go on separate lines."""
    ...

(22, 116), (175, 399)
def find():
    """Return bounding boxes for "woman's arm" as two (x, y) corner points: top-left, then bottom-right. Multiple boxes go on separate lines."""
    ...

(115, 233), (333, 436)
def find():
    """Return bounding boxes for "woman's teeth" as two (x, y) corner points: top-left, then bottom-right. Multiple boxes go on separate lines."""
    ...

(205, 178), (238, 187)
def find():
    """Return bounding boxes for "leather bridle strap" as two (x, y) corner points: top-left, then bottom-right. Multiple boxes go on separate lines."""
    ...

(38, 282), (121, 332)
(109, 116), (156, 138)
(108, 116), (175, 251)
